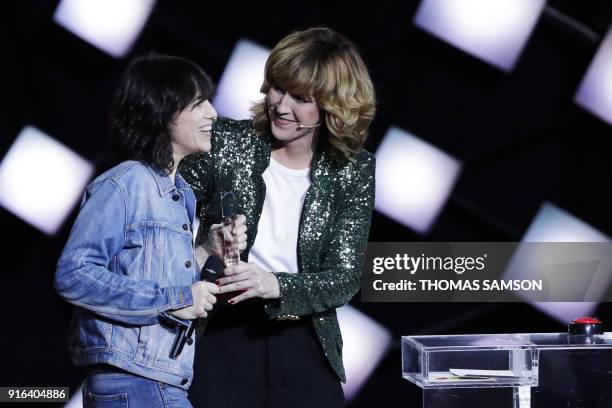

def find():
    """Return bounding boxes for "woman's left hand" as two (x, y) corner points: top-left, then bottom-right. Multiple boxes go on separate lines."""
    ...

(217, 263), (280, 304)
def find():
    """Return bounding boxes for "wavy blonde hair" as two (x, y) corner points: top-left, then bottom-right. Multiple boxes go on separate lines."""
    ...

(251, 27), (376, 162)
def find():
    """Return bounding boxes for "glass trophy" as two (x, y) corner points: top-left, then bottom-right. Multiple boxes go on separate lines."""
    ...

(220, 191), (240, 267)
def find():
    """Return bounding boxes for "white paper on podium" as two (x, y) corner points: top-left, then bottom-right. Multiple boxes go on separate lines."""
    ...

(449, 368), (530, 378)
(428, 372), (494, 382)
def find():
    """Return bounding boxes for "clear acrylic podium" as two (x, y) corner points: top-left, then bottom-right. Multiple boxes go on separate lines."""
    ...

(402, 332), (612, 407)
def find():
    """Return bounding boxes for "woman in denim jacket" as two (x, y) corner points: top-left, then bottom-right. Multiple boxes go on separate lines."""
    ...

(55, 54), (246, 407)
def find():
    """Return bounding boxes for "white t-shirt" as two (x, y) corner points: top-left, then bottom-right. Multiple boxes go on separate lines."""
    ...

(248, 157), (311, 274)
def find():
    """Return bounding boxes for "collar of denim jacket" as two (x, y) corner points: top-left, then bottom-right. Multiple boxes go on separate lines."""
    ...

(174, 173), (191, 193)
(145, 165), (178, 197)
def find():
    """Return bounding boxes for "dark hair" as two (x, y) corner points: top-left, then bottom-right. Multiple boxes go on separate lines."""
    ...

(109, 53), (215, 175)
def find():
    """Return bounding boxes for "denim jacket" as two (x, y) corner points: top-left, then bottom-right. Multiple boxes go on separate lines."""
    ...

(55, 161), (200, 389)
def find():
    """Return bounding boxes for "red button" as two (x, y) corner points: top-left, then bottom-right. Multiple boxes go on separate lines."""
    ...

(572, 317), (601, 324)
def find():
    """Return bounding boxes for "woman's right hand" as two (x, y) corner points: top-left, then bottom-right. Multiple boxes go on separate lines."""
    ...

(196, 214), (248, 265)
(170, 281), (219, 320)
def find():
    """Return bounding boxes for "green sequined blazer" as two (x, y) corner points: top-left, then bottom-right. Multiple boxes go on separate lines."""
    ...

(179, 117), (375, 382)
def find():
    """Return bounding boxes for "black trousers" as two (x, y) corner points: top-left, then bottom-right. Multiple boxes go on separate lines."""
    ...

(188, 299), (345, 408)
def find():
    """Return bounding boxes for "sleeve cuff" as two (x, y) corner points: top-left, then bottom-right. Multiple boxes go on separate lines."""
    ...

(264, 273), (297, 320)
(166, 286), (193, 310)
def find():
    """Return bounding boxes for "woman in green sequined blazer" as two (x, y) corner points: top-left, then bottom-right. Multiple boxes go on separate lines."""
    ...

(180, 27), (376, 407)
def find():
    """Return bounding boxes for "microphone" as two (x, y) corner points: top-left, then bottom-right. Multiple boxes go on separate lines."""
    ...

(296, 121), (321, 129)
(269, 105), (320, 129)
(166, 255), (224, 359)
(199, 255), (224, 283)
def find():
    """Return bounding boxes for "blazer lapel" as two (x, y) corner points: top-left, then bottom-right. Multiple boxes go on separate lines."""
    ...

(297, 152), (336, 274)
(241, 133), (271, 251)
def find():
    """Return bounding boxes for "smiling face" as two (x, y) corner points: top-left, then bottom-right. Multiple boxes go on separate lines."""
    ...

(169, 99), (217, 160)
(267, 85), (320, 146)
(250, 28), (376, 163)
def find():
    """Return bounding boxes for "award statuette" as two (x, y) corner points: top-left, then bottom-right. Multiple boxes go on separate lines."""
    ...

(221, 191), (240, 267)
